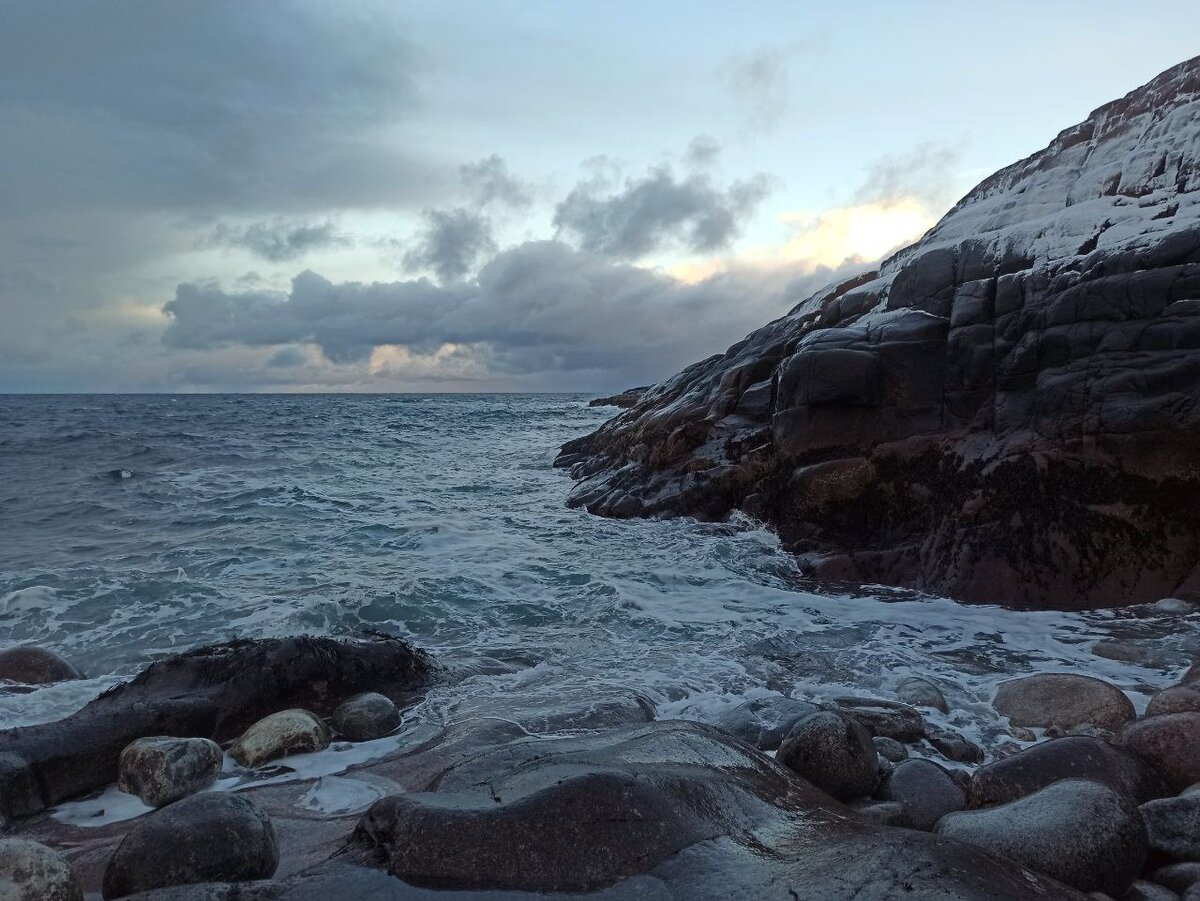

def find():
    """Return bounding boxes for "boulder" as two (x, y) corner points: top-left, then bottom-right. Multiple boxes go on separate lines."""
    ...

(896, 676), (949, 713)
(1146, 685), (1200, 719)
(877, 758), (966, 831)
(1092, 641), (1155, 665)
(872, 736), (908, 763)
(776, 711), (878, 801)
(0, 838), (83, 900)
(0, 647), (81, 685)
(831, 697), (925, 742)
(0, 635), (431, 819)
(1141, 795), (1200, 861)
(102, 792), (278, 899)
(926, 727), (984, 764)
(969, 736), (1171, 807)
(994, 674), (1135, 731)
(713, 696), (819, 751)
(1125, 881), (1182, 901)
(118, 737), (222, 808)
(1151, 862), (1200, 894)
(1124, 714), (1200, 791)
(936, 779), (1147, 896)
(229, 709), (330, 768)
(331, 693), (401, 742)
(848, 800), (911, 827)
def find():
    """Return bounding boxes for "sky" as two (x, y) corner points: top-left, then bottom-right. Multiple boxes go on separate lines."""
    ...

(2, 1), (1198, 393)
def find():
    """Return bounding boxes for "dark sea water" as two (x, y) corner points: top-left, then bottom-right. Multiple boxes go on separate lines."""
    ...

(1, 393), (1197, 806)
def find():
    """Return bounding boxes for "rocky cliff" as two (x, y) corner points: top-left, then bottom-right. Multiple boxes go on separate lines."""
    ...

(557, 57), (1200, 609)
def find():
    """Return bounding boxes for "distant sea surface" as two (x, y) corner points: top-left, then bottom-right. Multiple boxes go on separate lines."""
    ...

(2, 393), (1197, 752)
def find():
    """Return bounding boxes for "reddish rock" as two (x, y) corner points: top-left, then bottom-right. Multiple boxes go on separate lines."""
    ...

(993, 674), (1135, 732)
(1123, 713), (1200, 791)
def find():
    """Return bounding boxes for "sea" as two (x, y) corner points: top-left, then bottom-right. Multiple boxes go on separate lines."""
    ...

(1, 393), (1197, 821)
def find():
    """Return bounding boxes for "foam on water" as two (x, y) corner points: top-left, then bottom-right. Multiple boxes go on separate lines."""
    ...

(1, 394), (1198, 825)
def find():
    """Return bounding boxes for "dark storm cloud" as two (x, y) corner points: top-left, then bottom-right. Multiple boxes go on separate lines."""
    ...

(402, 209), (499, 283)
(0, 0), (432, 215)
(553, 165), (774, 259)
(163, 241), (851, 378)
(853, 142), (965, 209)
(202, 220), (351, 263)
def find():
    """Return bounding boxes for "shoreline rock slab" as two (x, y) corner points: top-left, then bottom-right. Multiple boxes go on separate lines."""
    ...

(936, 778), (1148, 896)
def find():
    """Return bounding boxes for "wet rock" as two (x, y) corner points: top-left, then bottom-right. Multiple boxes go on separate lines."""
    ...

(896, 676), (949, 713)
(1141, 795), (1200, 861)
(1147, 685), (1200, 719)
(1124, 713), (1200, 791)
(118, 737), (222, 808)
(1093, 640), (1155, 665)
(777, 711), (878, 801)
(588, 387), (649, 408)
(994, 674), (1135, 732)
(0, 838), (83, 900)
(1124, 881), (1181, 901)
(353, 718), (1082, 898)
(714, 696), (819, 751)
(1154, 599), (1199, 615)
(229, 709), (330, 768)
(0, 647), (81, 685)
(848, 799), (911, 827)
(872, 735), (908, 763)
(831, 697), (925, 743)
(927, 727), (984, 764)
(102, 792), (278, 899)
(878, 758), (966, 831)
(331, 693), (401, 742)
(0, 635), (431, 820)
(1182, 661), (1200, 685)
(969, 736), (1171, 807)
(936, 779), (1147, 896)
(1151, 862), (1200, 894)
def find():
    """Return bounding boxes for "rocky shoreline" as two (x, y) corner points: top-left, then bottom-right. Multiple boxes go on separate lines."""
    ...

(4, 637), (1200, 898)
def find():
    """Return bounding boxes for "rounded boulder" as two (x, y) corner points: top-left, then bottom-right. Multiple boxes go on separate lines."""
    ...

(993, 673), (1135, 732)
(831, 697), (925, 743)
(0, 647), (81, 685)
(935, 778), (1147, 897)
(877, 758), (965, 831)
(1141, 794), (1200, 861)
(228, 709), (330, 768)
(1123, 713), (1200, 791)
(776, 711), (877, 801)
(118, 737), (223, 808)
(0, 838), (83, 901)
(101, 792), (278, 899)
(895, 676), (949, 713)
(1146, 684), (1200, 719)
(331, 693), (402, 742)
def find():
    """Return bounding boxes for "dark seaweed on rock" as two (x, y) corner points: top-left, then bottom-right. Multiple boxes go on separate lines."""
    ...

(558, 57), (1200, 609)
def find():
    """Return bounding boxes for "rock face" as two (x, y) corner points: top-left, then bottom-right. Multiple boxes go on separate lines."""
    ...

(102, 793), (278, 899)
(557, 57), (1200, 610)
(993, 673), (1135, 731)
(0, 635), (431, 819)
(331, 692), (402, 742)
(118, 737), (223, 808)
(0, 838), (83, 901)
(775, 710), (878, 801)
(936, 779), (1148, 896)
(0, 647), (81, 685)
(229, 709), (330, 768)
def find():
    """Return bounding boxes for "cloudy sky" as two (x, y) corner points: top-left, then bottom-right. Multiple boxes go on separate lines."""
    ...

(2, 1), (1197, 393)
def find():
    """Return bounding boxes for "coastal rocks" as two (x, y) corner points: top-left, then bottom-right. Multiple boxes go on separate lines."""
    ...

(1123, 714), (1200, 791)
(936, 779), (1148, 896)
(0, 838), (83, 901)
(831, 697), (925, 742)
(994, 674), (1135, 731)
(331, 693), (401, 742)
(896, 676), (949, 713)
(556, 59), (1200, 611)
(102, 793), (278, 899)
(877, 758), (966, 831)
(1151, 862), (1200, 894)
(715, 696), (819, 751)
(872, 735), (908, 762)
(1126, 881), (1182, 901)
(969, 736), (1170, 807)
(229, 709), (330, 768)
(1141, 795), (1200, 861)
(0, 647), (81, 685)
(1146, 684), (1200, 718)
(927, 727), (985, 764)
(352, 718), (1083, 898)
(118, 737), (223, 808)
(776, 711), (878, 801)
(587, 387), (648, 409)
(0, 635), (431, 818)
(849, 799), (911, 827)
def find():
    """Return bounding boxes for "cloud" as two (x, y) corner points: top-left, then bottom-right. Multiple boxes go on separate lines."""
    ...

(162, 241), (853, 384)
(460, 155), (533, 208)
(402, 209), (499, 284)
(723, 46), (795, 132)
(553, 165), (774, 259)
(202, 220), (351, 262)
(853, 142), (965, 210)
